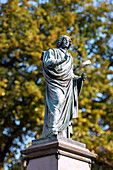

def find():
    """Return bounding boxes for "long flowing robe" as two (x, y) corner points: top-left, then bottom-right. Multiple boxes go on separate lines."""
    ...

(42, 48), (83, 138)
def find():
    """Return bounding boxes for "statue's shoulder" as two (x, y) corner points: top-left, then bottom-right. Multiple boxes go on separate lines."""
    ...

(41, 48), (57, 60)
(46, 48), (59, 56)
(47, 48), (58, 53)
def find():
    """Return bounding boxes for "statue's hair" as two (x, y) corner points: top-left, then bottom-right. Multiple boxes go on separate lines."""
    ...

(56, 35), (71, 49)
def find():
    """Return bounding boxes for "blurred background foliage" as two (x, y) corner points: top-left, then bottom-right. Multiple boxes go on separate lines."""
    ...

(0, 0), (113, 169)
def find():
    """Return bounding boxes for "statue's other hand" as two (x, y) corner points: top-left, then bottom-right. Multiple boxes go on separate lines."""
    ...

(81, 73), (87, 81)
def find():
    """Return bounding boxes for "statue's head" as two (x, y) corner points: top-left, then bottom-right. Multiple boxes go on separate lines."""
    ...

(57, 35), (71, 49)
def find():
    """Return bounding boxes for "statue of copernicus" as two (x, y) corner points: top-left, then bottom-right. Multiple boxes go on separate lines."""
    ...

(41, 35), (86, 138)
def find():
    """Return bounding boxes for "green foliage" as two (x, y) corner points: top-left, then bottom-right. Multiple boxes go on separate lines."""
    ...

(0, 0), (113, 169)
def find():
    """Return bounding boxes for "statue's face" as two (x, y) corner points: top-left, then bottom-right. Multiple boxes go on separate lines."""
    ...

(61, 37), (70, 49)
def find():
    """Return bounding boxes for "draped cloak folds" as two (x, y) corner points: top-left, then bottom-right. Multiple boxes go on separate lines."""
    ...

(42, 48), (83, 138)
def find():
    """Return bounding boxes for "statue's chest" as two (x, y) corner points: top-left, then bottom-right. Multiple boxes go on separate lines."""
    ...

(55, 50), (65, 60)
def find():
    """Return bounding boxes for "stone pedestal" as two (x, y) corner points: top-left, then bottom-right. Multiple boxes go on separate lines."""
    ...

(21, 135), (97, 170)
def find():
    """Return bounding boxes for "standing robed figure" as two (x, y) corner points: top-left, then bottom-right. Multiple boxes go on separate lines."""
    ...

(42, 35), (86, 138)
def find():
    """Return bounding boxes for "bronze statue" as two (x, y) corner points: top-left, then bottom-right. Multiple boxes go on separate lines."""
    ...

(42, 35), (86, 138)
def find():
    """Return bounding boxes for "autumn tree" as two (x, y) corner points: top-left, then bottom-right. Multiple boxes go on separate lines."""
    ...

(0, 0), (113, 169)
(0, 0), (45, 168)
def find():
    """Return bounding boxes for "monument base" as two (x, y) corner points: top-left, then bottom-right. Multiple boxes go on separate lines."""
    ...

(21, 135), (96, 170)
